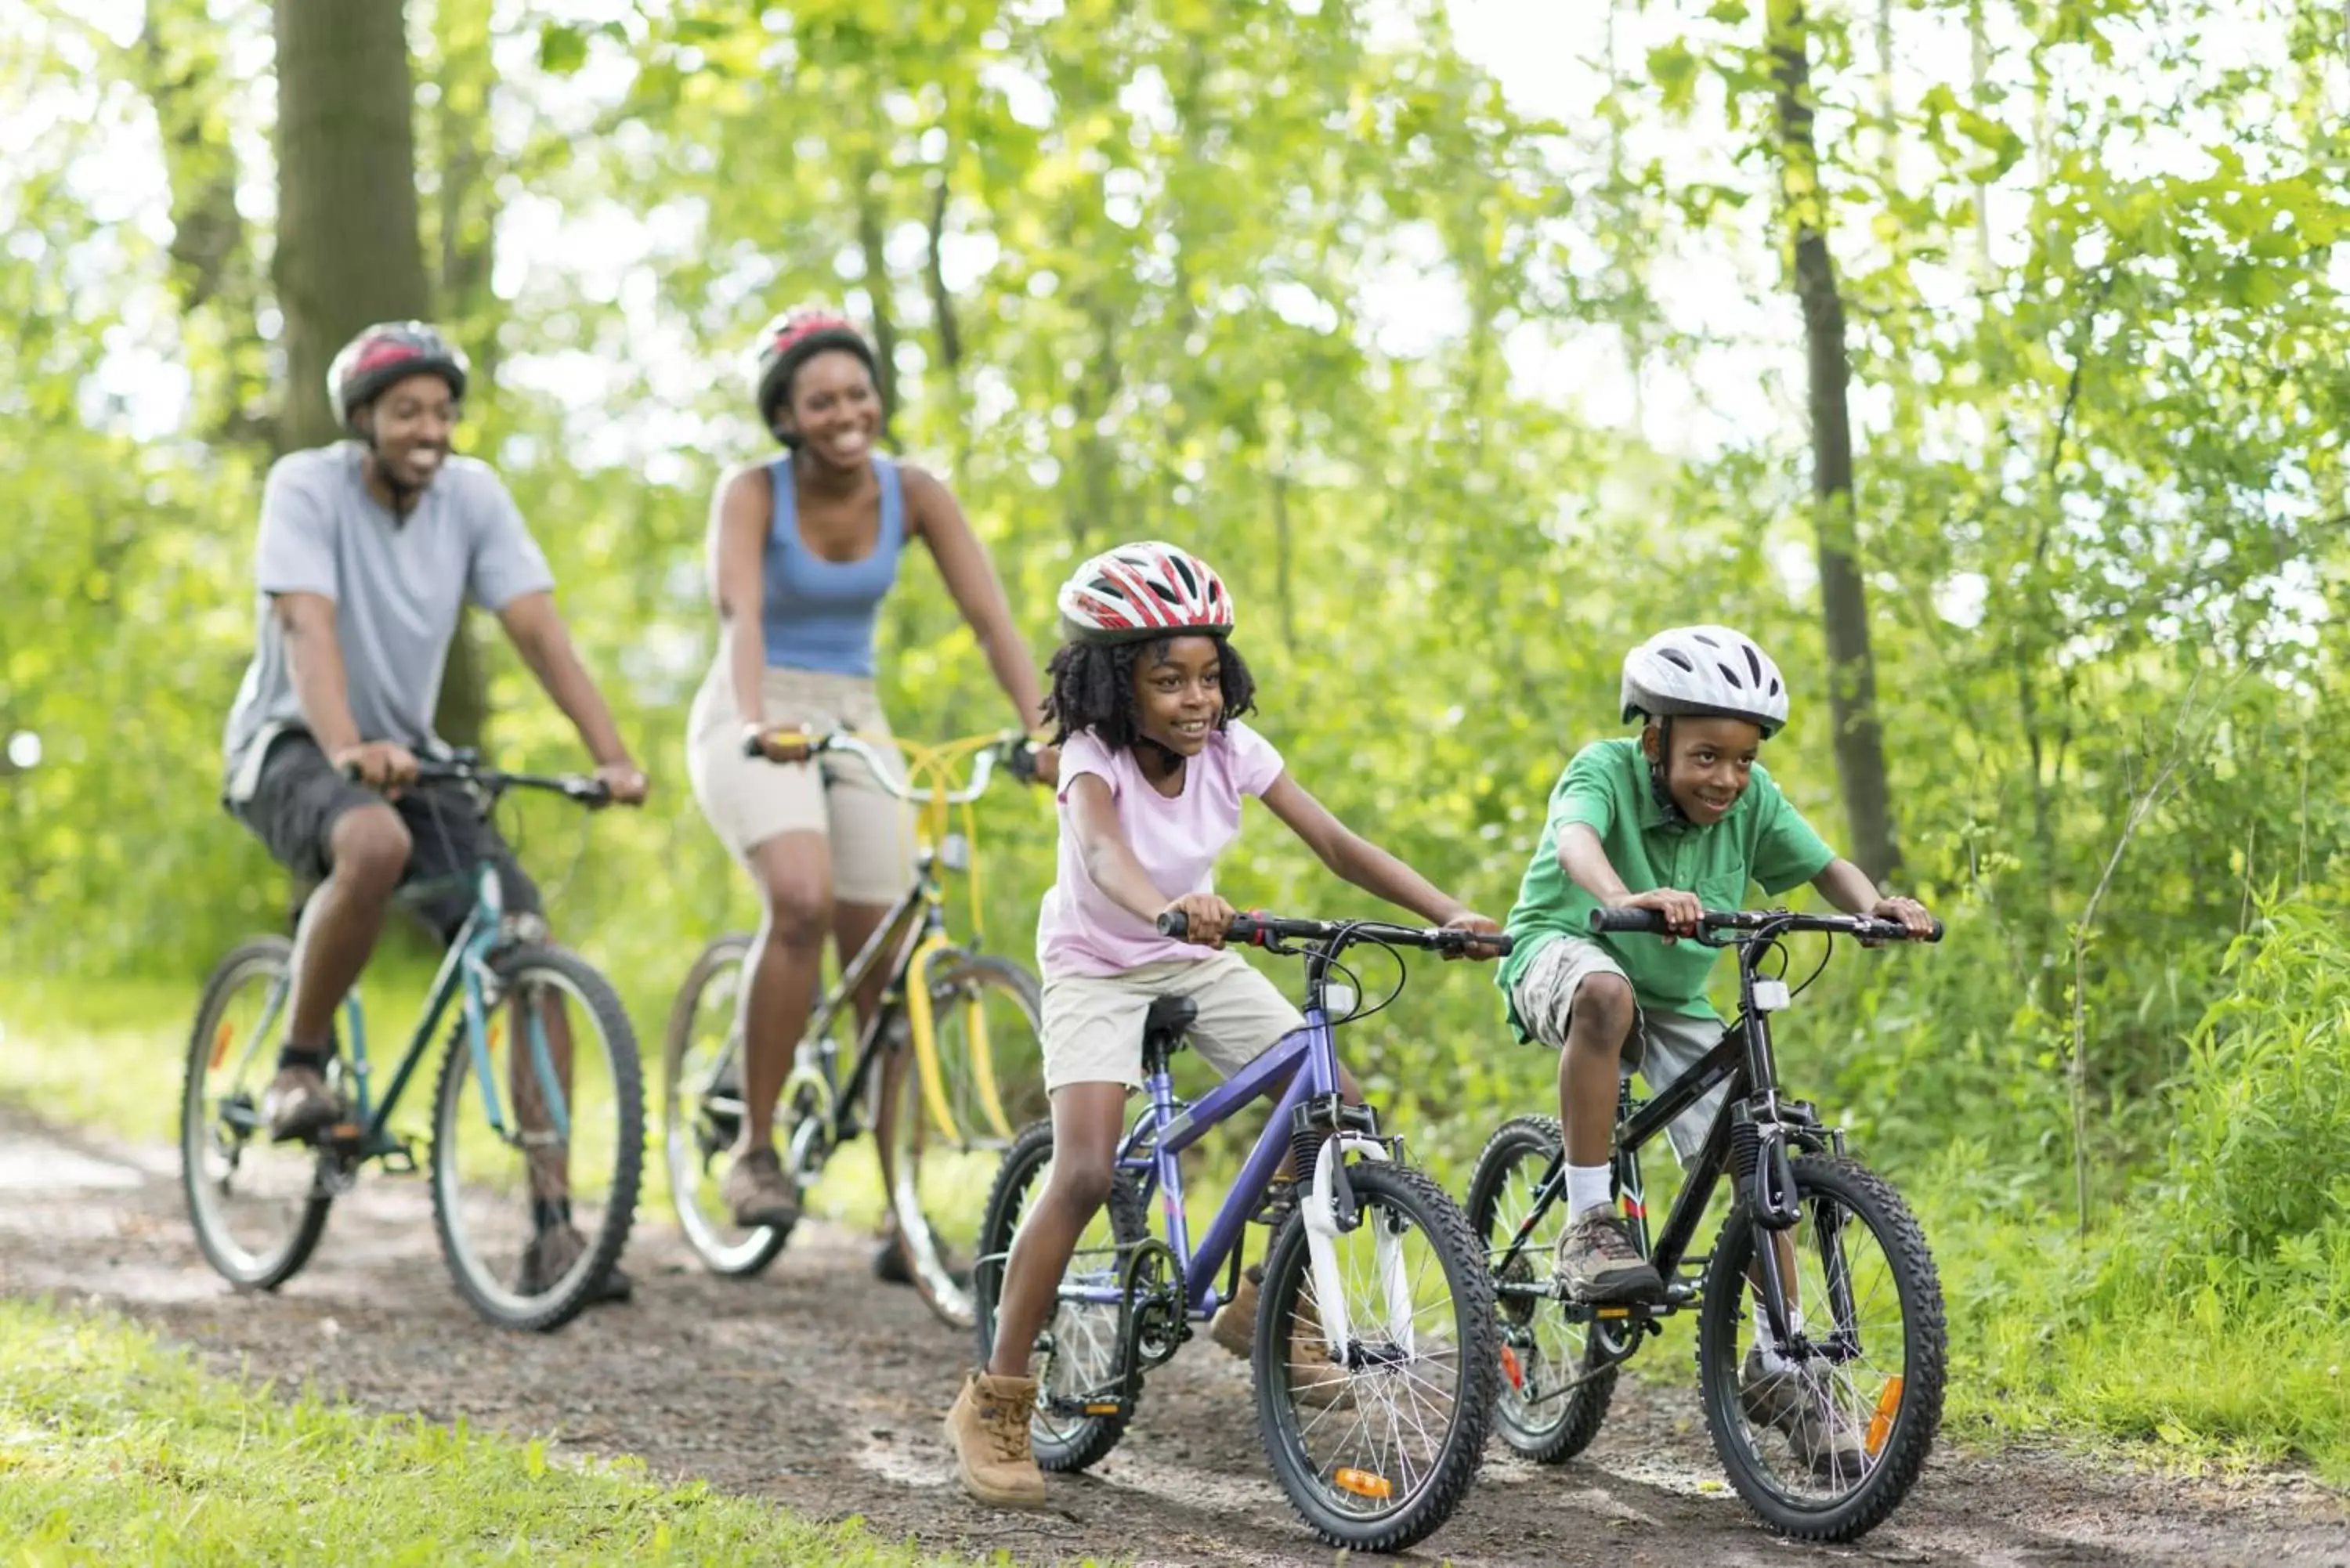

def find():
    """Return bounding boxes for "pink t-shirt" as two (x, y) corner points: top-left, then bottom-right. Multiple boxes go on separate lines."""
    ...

(1035, 720), (1286, 978)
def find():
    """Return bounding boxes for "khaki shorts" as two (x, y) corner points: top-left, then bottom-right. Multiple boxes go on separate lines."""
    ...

(1040, 950), (1308, 1093)
(685, 661), (914, 905)
(1511, 934), (1729, 1162)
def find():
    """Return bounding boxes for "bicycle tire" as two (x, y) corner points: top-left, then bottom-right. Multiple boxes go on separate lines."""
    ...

(661, 933), (790, 1277)
(428, 942), (644, 1332)
(1464, 1114), (1620, 1462)
(180, 935), (332, 1290)
(1256, 1160), (1498, 1552)
(1696, 1154), (1947, 1541)
(971, 1118), (1146, 1473)
(877, 949), (1043, 1329)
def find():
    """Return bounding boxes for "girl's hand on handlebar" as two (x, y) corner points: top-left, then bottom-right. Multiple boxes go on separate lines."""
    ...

(1612, 887), (1703, 943)
(593, 760), (649, 807)
(1163, 893), (1235, 948)
(1438, 909), (1505, 961)
(1029, 742), (1061, 788)
(743, 723), (815, 764)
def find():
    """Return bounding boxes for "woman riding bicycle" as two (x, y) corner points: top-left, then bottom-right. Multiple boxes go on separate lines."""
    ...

(685, 306), (1054, 1239)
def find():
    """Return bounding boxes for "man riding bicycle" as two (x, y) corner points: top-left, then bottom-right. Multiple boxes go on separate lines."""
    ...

(219, 320), (649, 1300)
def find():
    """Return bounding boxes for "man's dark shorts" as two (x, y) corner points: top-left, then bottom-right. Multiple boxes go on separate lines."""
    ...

(230, 732), (541, 944)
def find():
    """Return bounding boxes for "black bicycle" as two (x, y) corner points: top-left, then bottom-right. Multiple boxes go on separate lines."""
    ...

(1466, 906), (1945, 1541)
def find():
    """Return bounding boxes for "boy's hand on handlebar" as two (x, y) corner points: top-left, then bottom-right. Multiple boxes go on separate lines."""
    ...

(1164, 893), (1236, 948)
(594, 760), (649, 807)
(1437, 909), (1505, 961)
(1865, 894), (1935, 946)
(333, 740), (419, 795)
(1612, 887), (1702, 943)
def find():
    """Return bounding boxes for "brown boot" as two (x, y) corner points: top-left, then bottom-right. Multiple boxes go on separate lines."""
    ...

(1285, 1292), (1354, 1411)
(1209, 1265), (1261, 1357)
(943, 1368), (1046, 1508)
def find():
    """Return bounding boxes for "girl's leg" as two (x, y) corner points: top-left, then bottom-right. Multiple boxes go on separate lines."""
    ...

(985, 1081), (1129, 1380)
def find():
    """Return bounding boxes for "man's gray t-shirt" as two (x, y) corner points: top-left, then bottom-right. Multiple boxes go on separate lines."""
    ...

(222, 442), (555, 800)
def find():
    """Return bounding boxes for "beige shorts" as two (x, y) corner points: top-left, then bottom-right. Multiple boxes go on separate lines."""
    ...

(685, 661), (915, 905)
(1511, 934), (1728, 1162)
(1040, 950), (1309, 1093)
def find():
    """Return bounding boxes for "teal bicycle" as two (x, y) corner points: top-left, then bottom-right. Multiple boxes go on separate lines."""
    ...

(181, 754), (643, 1331)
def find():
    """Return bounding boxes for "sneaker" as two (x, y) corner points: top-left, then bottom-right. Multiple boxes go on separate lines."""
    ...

(514, 1223), (635, 1306)
(721, 1147), (801, 1229)
(1553, 1208), (1665, 1304)
(1737, 1345), (1867, 1479)
(943, 1368), (1047, 1508)
(262, 1064), (342, 1143)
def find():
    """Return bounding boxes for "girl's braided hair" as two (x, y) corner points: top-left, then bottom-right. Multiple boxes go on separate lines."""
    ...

(1041, 636), (1258, 750)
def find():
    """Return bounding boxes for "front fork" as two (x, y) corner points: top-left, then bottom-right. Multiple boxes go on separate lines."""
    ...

(1292, 1096), (1413, 1363)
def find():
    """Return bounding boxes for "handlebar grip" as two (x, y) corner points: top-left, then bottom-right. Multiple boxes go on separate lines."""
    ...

(1589, 908), (1668, 934)
(1156, 910), (1188, 938)
(1925, 919), (1945, 943)
(1007, 739), (1041, 785)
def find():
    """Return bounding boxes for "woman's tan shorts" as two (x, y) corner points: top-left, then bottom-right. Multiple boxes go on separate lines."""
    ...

(685, 662), (915, 905)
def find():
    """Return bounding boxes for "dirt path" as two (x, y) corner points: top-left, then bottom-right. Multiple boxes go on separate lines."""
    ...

(3, 1104), (2345, 1567)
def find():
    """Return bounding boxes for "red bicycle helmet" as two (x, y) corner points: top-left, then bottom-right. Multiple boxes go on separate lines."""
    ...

(327, 322), (468, 434)
(1057, 540), (1236, 645)
(748, 307), (879, 438)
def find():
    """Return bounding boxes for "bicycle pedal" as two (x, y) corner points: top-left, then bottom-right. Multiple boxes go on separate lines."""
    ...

(378, 1140), (419, 1175)
(1045, 1393), (1130, 1420)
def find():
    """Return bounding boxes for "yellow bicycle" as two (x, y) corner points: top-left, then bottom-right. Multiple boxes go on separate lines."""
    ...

(660, 728), (1044, 1328)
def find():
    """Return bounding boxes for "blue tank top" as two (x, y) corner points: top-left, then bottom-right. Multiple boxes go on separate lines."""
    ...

(760, 455), (906, 677)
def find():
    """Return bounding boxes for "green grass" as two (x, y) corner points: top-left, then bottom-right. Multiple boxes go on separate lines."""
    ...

(0, 1296), (1027, 1566)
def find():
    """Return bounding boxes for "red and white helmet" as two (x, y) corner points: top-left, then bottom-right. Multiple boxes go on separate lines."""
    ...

(1057, 540), (1236, 645)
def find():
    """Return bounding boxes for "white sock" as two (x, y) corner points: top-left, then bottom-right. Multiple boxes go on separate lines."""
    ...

(1565, 1164), (1614, 1220)
(1752, 1296), (1805, 1371)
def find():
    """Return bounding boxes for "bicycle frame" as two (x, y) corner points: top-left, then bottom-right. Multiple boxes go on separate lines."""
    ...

(1491, 919), (1842, 1344)
(231, 864), (566, 1166)
(1067, 979), (1350, 1321)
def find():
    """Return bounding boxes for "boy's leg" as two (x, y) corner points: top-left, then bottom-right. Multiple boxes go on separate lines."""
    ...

(1510, 937), (1661, 1303)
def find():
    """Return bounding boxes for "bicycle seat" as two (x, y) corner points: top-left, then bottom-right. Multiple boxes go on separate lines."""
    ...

(1140, 995), (1198, 1076)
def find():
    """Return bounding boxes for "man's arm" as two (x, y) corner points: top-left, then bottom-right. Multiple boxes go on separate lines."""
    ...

(496, 591), (646, 800)
(276, 592), (415, 787)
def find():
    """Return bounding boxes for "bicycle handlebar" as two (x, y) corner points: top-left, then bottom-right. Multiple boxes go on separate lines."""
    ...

(739, 728), (1037, 805)
(1587, 907), (1943, 943)
(1156, 908), (1513, 957)
(343, 753), (612, 806)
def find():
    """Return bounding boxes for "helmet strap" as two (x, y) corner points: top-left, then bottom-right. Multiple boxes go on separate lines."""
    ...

(1645, 717), (1690, 828)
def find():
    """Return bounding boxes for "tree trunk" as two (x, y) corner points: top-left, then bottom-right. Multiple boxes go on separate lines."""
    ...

(855, 159), (901, 446)
(1766, 0), (1903, 883)
(273, 0), (488, 748)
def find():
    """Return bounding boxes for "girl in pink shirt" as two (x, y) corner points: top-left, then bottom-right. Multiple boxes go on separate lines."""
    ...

(943, 540), (1501, 1508)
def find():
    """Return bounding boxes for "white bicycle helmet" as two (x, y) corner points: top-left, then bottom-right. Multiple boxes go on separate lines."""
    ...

(1057, 540), (1235, 645)
(1619, 625), (1790, 739)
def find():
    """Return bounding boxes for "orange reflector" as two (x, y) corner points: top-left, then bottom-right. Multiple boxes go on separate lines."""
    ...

(486, 1019), (504, 1056)
(209, 1021), (234, 1071)
(1499, 1345), (1525, 1391)
(1083, 1402), (1121, 1415)
(1596, 1306), (1629, 1319)
(1864, 1375), (1904, 1456)
(1333, 1467), (1392, 1501)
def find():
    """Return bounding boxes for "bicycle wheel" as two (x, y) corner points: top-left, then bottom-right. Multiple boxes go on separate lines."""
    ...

(1464, 1115), (1621, 1462)
(429, 942), (644, 1331)
(181, 936), (333, 1290)
(1696, 1154), (1947, 1541)
(971, 1118), (1145, 1473)
(661, 934), (790, 1277)
(1255, 1160), (1498, 1552)
(877, 949), (1042, 1328)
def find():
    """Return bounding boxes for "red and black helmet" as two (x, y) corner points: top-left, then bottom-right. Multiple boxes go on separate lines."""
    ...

(327, 322), (469, 433)
(748, 307), (878, 440)
(1057, 541), (1237, 645)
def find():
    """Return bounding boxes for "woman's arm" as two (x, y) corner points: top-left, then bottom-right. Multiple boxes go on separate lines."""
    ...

(708, 464), (772, 732)
(904, 466), (1047, 733)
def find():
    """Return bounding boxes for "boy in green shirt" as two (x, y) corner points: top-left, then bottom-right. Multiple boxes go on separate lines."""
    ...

(1499, 625), (1932, 1306)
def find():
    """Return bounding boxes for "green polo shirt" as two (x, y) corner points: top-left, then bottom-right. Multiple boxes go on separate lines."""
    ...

(1498, 739), (1837, 1033)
